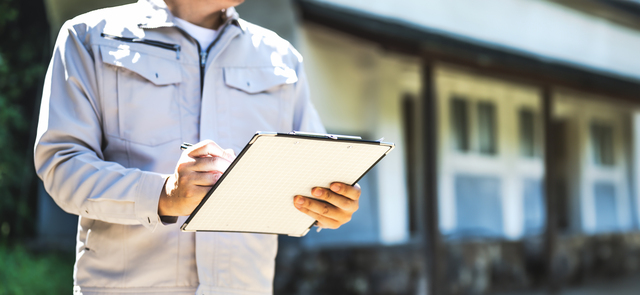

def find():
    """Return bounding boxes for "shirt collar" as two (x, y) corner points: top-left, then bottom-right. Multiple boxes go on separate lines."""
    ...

(137, 0), (242, 32)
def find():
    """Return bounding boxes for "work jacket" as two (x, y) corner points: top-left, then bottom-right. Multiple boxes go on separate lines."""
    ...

(34, 0), (325, 294)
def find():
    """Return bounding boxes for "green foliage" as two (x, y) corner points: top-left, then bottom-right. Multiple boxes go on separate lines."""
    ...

(0, 243), (74, 295)
(0, 0), (49, 239)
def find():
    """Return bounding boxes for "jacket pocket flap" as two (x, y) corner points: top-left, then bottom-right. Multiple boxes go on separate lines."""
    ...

(223, 66), (298, 94)
(100, 45), (182, 86)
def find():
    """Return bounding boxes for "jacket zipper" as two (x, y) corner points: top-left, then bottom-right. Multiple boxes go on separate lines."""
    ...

(101, 33), (181, 59)
(198, 22), (233, 95)
(197, 42), (205, 93)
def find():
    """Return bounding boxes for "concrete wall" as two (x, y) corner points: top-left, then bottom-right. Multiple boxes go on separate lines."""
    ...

(311, 0), (640, 82)
(297, 23), (422, 244)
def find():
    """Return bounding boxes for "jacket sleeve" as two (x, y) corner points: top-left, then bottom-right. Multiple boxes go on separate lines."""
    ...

(34, 21), (168, 231)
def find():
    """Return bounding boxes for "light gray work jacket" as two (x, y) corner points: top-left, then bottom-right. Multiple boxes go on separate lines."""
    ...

(34, 1), (325, 294)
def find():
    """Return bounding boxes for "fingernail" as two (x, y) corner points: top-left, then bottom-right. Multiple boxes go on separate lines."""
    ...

(213, 173), (222, 182)
(312, 188), (323, 197)
(294, 196), (304, 208)
(331, 183), (341, 192)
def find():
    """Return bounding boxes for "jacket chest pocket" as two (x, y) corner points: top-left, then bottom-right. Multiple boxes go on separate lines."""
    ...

(100, 45), (182, 146)
(222, 66), (297, 148)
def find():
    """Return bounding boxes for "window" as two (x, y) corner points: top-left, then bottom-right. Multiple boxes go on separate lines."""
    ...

(454, 175), (503, 237)
(523, 179), (545, 234)
(478, 102), (497, 155)
(594, 182), (618, 232)
(590, 122), (614, 166)
(450, 98), (497, 155)
(450, 97), (469, 152)
(519, 109), (536, 158)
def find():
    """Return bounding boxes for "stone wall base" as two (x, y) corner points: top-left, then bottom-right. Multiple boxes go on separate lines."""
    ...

(274, 232), (640, 294)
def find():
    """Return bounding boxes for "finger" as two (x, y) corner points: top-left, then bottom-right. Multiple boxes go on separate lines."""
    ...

(188, 140), (234, 161)
(294, 202), (341, 229)
(294, 196), (350, 221)
(191, 156), (233, 173)
(311, 187), (358, 212)
(184, 172), (223, 187)
(224, 148), (237, 160)
(329, 182), (361, 201)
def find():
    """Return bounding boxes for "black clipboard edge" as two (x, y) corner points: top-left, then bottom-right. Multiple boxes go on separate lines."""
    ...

(180, 131), (394, 233)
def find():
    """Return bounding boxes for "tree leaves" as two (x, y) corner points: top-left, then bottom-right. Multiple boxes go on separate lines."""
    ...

(0, 0), (49, 239)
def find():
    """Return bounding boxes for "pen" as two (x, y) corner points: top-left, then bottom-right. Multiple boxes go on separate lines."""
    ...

(180, 142), (193, 150)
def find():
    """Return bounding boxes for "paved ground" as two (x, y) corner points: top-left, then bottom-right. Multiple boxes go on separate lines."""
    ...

(494, 273), (640, 295)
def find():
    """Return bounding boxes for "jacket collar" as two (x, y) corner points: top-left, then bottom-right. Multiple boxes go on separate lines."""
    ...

(137, 0), (243, 32)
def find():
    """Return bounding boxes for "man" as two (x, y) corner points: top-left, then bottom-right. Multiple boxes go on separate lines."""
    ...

(34, 0), (360, 294)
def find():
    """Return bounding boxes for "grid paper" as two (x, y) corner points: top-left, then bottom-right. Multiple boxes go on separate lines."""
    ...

(182, 135), (391, 236)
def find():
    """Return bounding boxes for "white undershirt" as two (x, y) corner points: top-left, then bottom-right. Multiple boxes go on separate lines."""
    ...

(174, 17), (219, 51)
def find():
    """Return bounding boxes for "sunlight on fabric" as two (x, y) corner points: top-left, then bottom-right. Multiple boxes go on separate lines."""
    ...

(251, 33), (262, 48)
(132, 52), (141, 63)
(273, 66), (297, 83)
(270, 52), (284, 67)
(108, 45), (131, 66)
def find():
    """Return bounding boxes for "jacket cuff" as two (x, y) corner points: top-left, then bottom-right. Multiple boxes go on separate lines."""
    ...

(135, 171), (170, 231)
(160, 216), (179, 224)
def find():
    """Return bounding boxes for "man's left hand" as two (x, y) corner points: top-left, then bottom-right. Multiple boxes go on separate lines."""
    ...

(293, 183), (361, 229)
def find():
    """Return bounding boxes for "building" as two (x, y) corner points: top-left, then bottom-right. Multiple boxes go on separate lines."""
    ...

(275, 0), (640, 294)
(39, 0), (640, 294)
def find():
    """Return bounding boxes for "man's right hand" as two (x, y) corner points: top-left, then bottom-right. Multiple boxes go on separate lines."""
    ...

(158, 140), (236, 216)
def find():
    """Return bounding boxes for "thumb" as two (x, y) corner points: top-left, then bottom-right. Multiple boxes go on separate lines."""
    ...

(188, 140), (229, 160)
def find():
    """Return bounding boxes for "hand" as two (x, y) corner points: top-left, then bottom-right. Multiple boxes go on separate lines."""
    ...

(158, 140), (236, 216)
(293, 182), (361, 229)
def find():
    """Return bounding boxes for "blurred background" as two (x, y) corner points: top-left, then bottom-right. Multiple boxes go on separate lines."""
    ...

(2, 0), (640, 294)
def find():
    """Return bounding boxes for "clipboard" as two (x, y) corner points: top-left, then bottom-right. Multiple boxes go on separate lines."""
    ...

(180, 131), (394, 237)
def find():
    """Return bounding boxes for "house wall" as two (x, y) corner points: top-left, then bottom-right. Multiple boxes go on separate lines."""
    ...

(297, 23), (422, 245)
(310, 0), (640, 82)
(554, 91), (639, 233)
(434, 64), (640, 239)
(254, 1), (640, 293)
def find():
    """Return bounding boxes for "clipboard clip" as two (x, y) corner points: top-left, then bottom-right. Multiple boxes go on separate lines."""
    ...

(289, 131), (362, 140)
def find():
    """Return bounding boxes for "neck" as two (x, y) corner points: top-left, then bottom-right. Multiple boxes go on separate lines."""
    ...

(165, 0), (226, 29)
